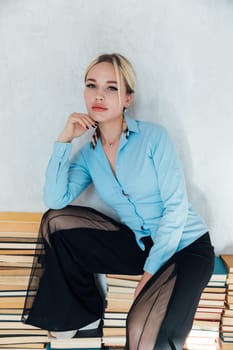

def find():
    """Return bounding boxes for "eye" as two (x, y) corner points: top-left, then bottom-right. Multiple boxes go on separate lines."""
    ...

(86, 83), (96, 89)
(107, 86), (118, 91)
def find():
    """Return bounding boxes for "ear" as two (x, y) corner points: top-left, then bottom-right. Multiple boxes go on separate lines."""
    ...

(124, 93), (133, 109)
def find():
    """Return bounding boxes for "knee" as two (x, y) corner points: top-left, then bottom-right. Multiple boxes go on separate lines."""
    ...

(40, 206), (91, 235)
(40, 207), (72, 235)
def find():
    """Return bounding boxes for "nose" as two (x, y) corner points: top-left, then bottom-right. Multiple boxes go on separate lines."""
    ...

(95, 91), (104, 101)
(96, 95), (104, 101)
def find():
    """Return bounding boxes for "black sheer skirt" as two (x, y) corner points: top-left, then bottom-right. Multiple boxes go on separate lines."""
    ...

(21, 205), (214, 350)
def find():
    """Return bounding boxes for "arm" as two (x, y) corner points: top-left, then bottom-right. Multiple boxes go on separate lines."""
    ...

(43, 142), (92, 209)
(43, 112), (97, 209)
(134, 271), (152, 299)
(144, 127), (188, 276)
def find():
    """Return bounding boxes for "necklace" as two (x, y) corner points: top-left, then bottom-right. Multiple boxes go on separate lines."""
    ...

(98, 117), (128, 149)
(101, 131), (122, 148)
(104, 138), (119, 148)
(91, 118), (129, 149)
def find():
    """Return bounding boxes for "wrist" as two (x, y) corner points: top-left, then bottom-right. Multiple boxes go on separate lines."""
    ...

(57, 136), (72, 143)
(142, 271), (152, 282)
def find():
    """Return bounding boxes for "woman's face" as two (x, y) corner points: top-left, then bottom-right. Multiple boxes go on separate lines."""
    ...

(84, 62), (132, 123)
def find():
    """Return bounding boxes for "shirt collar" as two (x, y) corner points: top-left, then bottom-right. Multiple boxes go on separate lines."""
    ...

(90, 114), (139, 149)
(124, 114), (139, 134)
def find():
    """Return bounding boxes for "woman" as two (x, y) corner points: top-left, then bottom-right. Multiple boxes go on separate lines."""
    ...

(22, 53), (215, 349)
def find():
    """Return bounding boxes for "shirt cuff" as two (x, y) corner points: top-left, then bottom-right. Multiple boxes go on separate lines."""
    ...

(143, 257), (160, 275)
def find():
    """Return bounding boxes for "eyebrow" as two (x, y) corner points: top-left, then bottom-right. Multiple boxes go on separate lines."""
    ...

(86, 78), (118, 84)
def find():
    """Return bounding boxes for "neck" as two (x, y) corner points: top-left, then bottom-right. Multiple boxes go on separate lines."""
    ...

(99, 117), (124, 147)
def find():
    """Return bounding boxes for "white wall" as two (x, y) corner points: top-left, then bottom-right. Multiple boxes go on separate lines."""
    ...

(1, 0), (233, 254)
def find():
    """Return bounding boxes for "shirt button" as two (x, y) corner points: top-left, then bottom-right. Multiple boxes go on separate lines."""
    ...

(122, 190), (129, 197)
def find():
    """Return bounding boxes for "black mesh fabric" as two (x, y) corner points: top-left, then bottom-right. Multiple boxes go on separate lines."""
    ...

(21, 205), (121, 323)
(126, 263), (177, 350)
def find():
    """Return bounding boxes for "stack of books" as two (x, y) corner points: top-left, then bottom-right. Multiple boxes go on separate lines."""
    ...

(1, 212), (231, 350)
(184, 256), (227, 350)
(218, 255), (233, 350)
(102, 274), (140, 348)
(0, 212), (48, 349)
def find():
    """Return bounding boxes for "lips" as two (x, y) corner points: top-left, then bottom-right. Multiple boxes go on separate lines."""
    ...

(92, 104), (108, 112)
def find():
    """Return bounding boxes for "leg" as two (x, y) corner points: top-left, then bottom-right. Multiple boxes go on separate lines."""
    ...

(154, 234), (214, 350)
(126, 233), (215, 350)
(126, 262), (177, 350)
(23, 205), (151, 331)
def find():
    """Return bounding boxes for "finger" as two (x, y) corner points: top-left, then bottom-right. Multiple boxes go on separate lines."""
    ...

(81, 114), (98, 128)
(76, 118), (90, 130)
(71, 114), (97, 129)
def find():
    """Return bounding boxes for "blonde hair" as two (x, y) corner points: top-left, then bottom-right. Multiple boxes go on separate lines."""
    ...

(84, 53), (136, 98)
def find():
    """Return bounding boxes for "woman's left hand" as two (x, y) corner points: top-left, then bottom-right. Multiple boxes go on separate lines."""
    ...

(134, 271), (152, 299)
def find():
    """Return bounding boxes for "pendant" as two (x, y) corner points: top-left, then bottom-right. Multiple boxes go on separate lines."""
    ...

(109, 143), (113, 148)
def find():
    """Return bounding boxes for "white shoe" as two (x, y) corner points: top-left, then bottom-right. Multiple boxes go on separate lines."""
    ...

(79, 318), (100, 330)
(49, 329), (77, 339)
(49, 319), (101, 339)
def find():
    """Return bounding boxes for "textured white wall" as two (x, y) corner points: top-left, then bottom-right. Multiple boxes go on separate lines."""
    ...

(1, 0), (233, 254)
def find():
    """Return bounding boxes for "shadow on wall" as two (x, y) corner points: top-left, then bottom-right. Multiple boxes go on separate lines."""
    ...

(222, 245), (233, 255)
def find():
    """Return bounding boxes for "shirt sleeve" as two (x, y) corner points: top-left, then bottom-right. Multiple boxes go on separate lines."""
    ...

(143, 127), (188, 275)
(43, 142), (92, 209)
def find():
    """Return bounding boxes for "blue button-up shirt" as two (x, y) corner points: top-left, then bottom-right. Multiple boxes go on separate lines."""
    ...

(44, 116), (208, 274)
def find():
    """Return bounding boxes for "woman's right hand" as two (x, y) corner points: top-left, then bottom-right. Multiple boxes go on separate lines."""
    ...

(57, 113), (97, 143)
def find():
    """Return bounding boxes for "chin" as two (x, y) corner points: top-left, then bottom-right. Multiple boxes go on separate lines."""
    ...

(90, 113), (105, 122)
